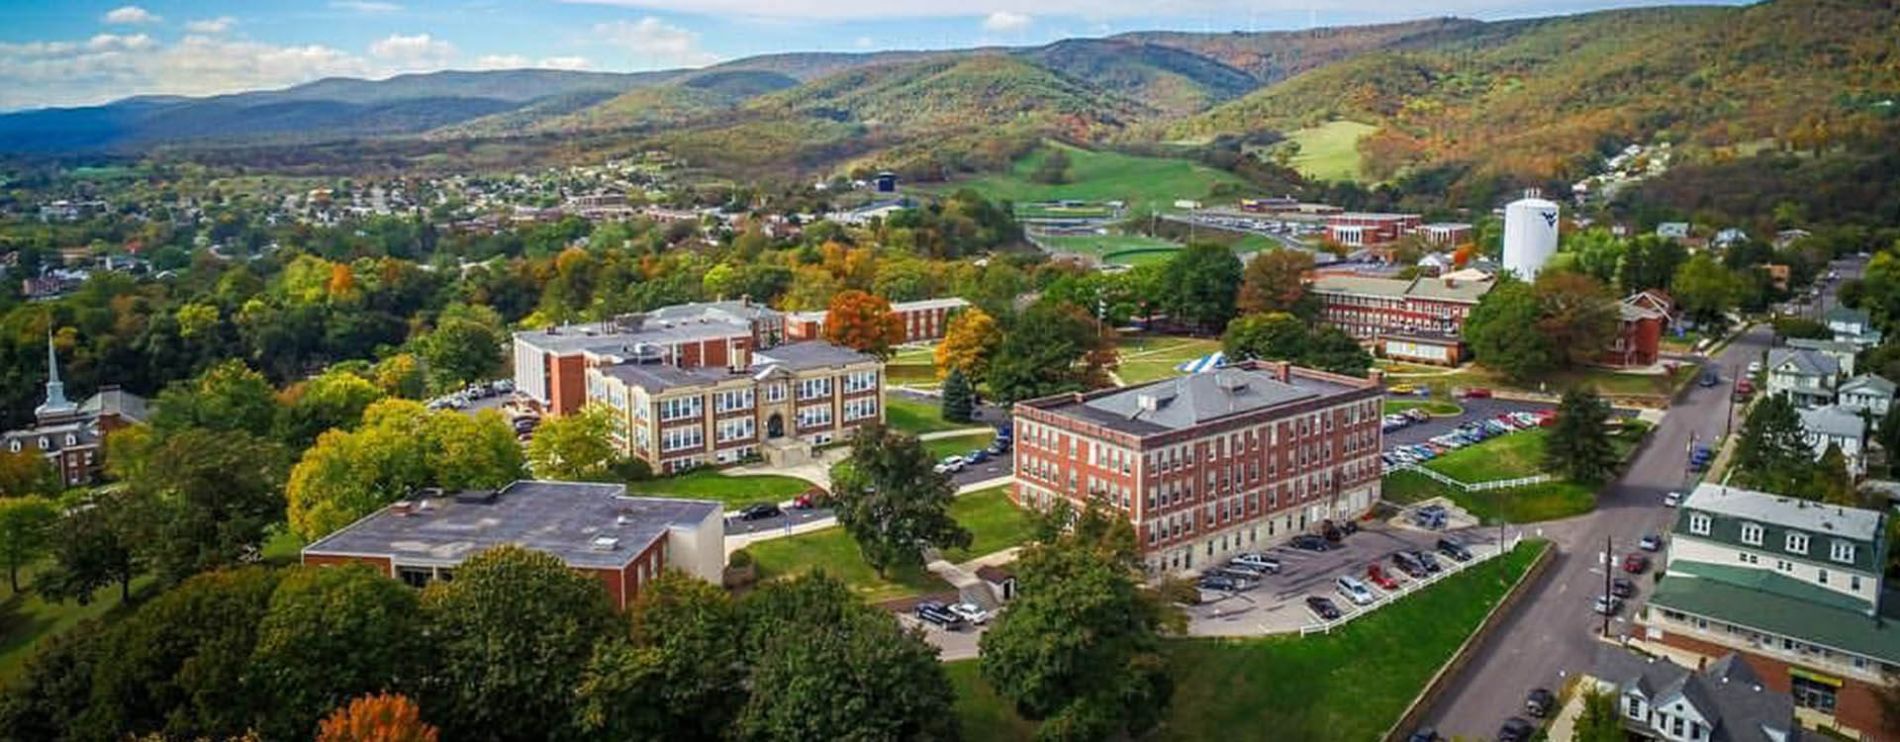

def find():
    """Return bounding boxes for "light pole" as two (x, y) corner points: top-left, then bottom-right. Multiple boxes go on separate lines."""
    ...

(1602, 534), (1615, 638)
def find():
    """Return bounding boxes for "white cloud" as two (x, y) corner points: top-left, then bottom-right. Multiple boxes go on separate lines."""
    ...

(853, 36), (875, 49)
(330, 1), (404, 13)
(0, 34), (376, 109)
(556, 0), (1676, 20)
(982, 11), (1032, 32)
(539, 56), (592, 70)
(591, 18), (720, 68)
(102, 6), (161, 25)
(475, 53), (593, 70)
(368, 33), (458, 69)
(184, 17), (238, 34)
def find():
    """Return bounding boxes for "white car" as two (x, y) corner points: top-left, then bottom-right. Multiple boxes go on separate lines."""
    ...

(1335, 576), (1376, 606)
(1663, 491), (1682, 508)
(933, 456), (967, 474)
(948, 602), (992, 625)
(1233, 553), (1282, 573)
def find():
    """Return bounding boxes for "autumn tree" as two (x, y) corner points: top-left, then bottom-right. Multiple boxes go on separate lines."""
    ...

(1237, 248), (1315, 317)
(277, 367), (386, 449)
(934, 306), (1002, 380)
(829, 424), (970, 577)
(0, 450), (58, 498)
(526, 404), (624, 482)
(822, 290), (906, 359)
(1533, 272), (1620, 368)
(316, 693), (439, 742)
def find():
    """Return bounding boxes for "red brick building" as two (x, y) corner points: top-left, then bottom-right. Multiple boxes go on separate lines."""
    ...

(300, 481), (725, 611)
(3, 335), (149, 487)
(1011, 361), (1385, 576)
(1601, 291), (1672, 368)
(1324, 213), (1423, 248)
(512, 300), (781, 416)
(1419, 222), (1474, 247)
(1308, 274), (1496, 366)
(786, 297), (970, 344)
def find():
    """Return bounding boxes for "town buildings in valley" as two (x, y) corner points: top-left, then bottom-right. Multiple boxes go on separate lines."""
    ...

(301, 481), (724, 610)
(1010, 361), (1385, 576)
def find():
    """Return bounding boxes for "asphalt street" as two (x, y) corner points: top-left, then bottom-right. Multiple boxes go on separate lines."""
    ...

(1419, 257), (1864, 739)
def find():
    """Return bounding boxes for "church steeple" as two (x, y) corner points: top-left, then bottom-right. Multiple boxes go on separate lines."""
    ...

(34, 330), (75, 423)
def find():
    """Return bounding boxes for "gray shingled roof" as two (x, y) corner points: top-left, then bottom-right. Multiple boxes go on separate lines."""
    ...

(752, 341), (878, 371)
(1591, 646), (1795, 742)
(1043, 366), (1368, 436)
(302, 481), (720, 570)
(1682, 483), (1880, 542)
(1799, 404), (1867, 440)
(1842, 374), (1896, 397)
(1767, 347), (1839, 377)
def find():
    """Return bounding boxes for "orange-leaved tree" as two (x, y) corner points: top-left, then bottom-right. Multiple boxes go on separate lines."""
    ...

(933, 307), (1001, 380)
(823, 290), (906, 359)
(317, 693), (439, 742)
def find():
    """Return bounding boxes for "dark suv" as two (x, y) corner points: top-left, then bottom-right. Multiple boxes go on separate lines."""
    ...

(914, 600), (967, 630)
(1437, 538), (1474, 562)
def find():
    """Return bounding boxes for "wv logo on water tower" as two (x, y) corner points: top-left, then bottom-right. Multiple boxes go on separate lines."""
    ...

(1542, 211), (1558, 229)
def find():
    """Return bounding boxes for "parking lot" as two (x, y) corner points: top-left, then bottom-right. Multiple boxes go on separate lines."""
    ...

(1183, 521), (1514, 637)
(1383, 397), (1552, 451)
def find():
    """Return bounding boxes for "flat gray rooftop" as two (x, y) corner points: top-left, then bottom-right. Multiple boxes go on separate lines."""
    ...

(1685, 483), (1881, 542)
(303, 481), (720, 570)
(1043, 367), (1362, 437)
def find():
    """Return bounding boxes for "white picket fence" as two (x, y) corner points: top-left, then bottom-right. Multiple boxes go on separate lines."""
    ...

(1386, 463), (1552, 492)
(1299, 532), (1526, 637)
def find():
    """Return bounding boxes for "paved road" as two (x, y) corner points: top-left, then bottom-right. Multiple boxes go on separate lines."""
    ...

(1421, 257), (1865, 738)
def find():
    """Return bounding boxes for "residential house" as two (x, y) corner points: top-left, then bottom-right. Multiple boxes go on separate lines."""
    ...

(1585, 645), (1799, 742)
(1765, 348), (1841, 408)
(1714, 228), (1750, 249)
(1837, 375), (1895, 421)
(1787, 339), (1859, 378)
(1658, 222), (1693, 240)
(1637, 484), (1897, 738)
(1012, 361), (1385, 576)
(302, 481), (724, 611)
(1826, 308), (1883, 349)
(1797, 405), (1867, 476)
(1603, 293), (1671, 368)
(1776, 230), (1814, 249)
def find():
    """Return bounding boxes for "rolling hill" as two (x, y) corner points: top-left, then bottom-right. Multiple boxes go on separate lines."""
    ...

(1017, 39), (1258, 116)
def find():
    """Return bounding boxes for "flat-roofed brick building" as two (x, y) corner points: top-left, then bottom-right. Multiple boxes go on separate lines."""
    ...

(1011, 361), (1385, 576)
(301, 481), (724, 610)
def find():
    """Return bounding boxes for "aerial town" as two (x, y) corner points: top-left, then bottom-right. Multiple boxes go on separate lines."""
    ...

(0, 1), (1897, 741)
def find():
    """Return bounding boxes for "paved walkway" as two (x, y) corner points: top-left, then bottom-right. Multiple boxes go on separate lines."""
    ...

(918, 427), (995, 441)
(723, 476), (1017, 554)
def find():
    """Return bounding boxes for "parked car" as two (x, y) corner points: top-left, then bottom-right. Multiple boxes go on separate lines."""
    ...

(1403, 408), (1431, 423)
(1437, 537), (1474, 562)
(1218, 563), (1267, 580)
(1462, 387), (1493, 399)
(1392, 551), (1427, 578)
(1305, 596), (1343, 621)
(791, 493), (816, 510)
(737, 503), (782, 521)
(986, 437), (1012, 455)
(1366, 563), (1399, 590)
(1663, 490), (1683, 508)
(1199, 574), (1243, 592)
(965, 449), (990, 464)
(1623, 553), (1650, 574)
(1593, 594), (1623, 615)
(933, 456), (967, 474)
(915, 600), (967, 630)
(1290, 534), (1331, 552)
(1525, 688), (1556, 718)
(948, 602), (992, 625)
(1321, 520), (1345, 542)
(1406, 728), (1440, 742)
(1610, 576), (1636, 598)
(1638, 533), (1663, 552)
(1497, 716), (1536, 742)
(1413, 551), (1442, 573)
(1390, 383), (1417, 394)
(1233, 553), (1282, 573)
(1336, 576), (1376, 605)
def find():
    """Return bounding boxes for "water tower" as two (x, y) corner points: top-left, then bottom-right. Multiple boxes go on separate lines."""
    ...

(1502, 191), (1560, 281)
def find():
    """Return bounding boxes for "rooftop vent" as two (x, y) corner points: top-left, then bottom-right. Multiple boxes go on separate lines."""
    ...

(1137, 394), (1167, 413)
(590, 536), (620, 552)
(615, 515), (633, 526)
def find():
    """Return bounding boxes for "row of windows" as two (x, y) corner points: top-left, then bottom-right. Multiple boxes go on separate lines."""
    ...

(659, 396), (702, 422)
(716, 417), (755, 443)
(796, 404), (833, 428)
(1696, 514), (1860, 564)
(7, 434), (79, 452)
(843, 396), (878, 422)
(797, 377), (833, 400)
(661, 425), (703, 452)
(713, 388), (755, 413)
(843, 371), (879, 394)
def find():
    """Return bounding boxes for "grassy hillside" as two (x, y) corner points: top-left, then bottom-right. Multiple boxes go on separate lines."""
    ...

(1119, 18), (1483, 83)
(937, 142), (1247, 216)
(748, 55), (1150, 133)
(1019, 39), (1258, 116)
(1282, 120), (1377, 181)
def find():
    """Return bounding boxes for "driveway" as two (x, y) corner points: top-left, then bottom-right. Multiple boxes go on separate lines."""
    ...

(1417, 257), (1865, 738)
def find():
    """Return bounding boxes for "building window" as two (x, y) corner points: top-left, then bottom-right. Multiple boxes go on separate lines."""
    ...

(1688, 513), (1711, 535)
(765, 384), (786, 403)
(397, 566), (433, 589)
(1787, 532), (1809, 554)
(1740, 522), (1763, 546)
(1832, 541), (1856, 563)
(1791, 675), (1839, 714)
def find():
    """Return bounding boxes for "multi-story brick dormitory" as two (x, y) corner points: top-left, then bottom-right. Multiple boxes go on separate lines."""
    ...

(1011, 361), (1385, 576)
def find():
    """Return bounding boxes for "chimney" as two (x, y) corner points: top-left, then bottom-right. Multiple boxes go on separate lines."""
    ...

(1276, 362), (1292, 384)
(1368, 369), (1384, 386)
(741, 294), (752, 307)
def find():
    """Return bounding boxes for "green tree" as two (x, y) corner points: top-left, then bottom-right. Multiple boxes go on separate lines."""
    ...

(526, 404), (623, 481)
(1573, 687), (1624, 742)
(1465, 280), (1556, 379)
(278, 367), (387, 448)
(0, 496), (57, 593)
(150, 360), (280, 438)
(250, 565), (427, 741)
(1222, 312), (1309, 362)
(574, 572), (746, 741)
(1733, 394), (1819, 495)
(109, 426), (289, 585)
(941, 368), (976, 423)
(38, 489), (140, 605)
(1812, 442), (1858, 506)
(735, 573), (959, 742)
(1672, 254), (1745, 327)
(980, 504), (1176, 741)
(419, 316), (505, 389)
(420, 546), (620, 742)
(1161, 243), (1243, 334)
(1302, 326), (1374, 376)
(1534, 272), (1620, 368)
(1031, 148), (1071, 185)
(829, 424), (971, 578)
(0, 450), (58, 498)
(1237, 248), (1316, 317)
(1544, 388), (1617, 483)
(986, 302), (1116, 404)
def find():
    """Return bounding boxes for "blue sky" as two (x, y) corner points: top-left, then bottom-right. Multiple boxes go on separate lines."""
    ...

(0, 0), (1749, 110)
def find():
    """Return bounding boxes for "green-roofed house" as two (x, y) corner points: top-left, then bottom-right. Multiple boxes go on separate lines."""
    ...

(1637, 483), (1898, 739)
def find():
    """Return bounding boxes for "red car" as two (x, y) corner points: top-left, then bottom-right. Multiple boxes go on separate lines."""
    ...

(1462, 387), (1493, 399)
(1622, 553), (1650, 574)
(1366, 563), (1399, 590)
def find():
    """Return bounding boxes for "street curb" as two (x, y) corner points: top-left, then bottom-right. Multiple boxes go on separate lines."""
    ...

(1381, 539), (1557, 742)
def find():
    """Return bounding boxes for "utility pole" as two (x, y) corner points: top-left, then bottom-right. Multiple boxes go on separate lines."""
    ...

(1602, 534), (1614, 638)
(1724, 363), (1738, 439)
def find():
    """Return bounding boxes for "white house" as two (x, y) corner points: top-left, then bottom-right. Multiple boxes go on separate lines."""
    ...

(1826, 307), (1884, 349)
(1786, 338), (1859, 377)
(1586, 648), (1797, 742)
(1798, 404), (1867, 475)
(1765, 347), (1841, 408)
(1838, 374), (1896, 421)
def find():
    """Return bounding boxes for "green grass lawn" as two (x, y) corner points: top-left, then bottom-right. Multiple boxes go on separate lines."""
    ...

(746, 527), (953, 604)
(1385, 424), (1649, 523)
(947, 541), (1548, 740)
(1394, 364), (1691, 402)
(1039, 234), (1183, 267)
(926, 432), (996, 461)
(0, 567), (155, 685)
(1116, 335), (1223, 385)
(628, 469), (814, 507)
(1104, 249), (1181, 267)
(886, 394), (979, 435)
(942, 487), (1037, 563)
(1281, 121), (1377, 182)
(945, 142), (1248, 217)
(886, 345), (940, 389)
(1384, 399), (1463, 417)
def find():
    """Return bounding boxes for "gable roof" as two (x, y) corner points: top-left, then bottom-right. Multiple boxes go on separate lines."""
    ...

(1767, 347), (1839, 377)
(1827, 306), (1872, 326)
(1798, 404), (1866, 440)
(1593, 646), (1795, 742)
(1841, 374), (1896, 397)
